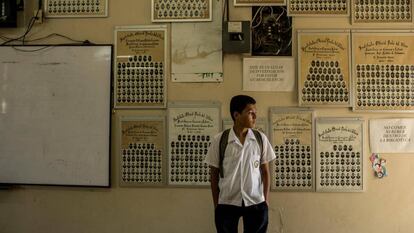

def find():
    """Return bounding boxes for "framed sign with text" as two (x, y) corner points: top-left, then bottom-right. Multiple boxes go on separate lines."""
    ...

(352, 31), (414, 112)
(315, 118), (364, 192)
(118, 116), (166, 187)
(298, 30), (351, 107)
(243, 57), (295, 92)
(369, 118), (414, 153)
(167, 101), (221, 187)
(114, 25), (168, 109)
(270, 107), (315, 191)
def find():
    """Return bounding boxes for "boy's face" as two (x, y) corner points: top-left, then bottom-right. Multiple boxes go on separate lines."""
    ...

(234, 104), (257, 129)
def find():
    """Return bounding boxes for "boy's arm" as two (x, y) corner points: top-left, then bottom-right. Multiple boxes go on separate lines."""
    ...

(260, 162), (270, 205)
(210, 166), (220, 208)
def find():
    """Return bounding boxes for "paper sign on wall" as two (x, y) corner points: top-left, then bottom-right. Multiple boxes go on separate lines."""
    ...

(243, 57), (295, 92)
(369, 118), (414, 153)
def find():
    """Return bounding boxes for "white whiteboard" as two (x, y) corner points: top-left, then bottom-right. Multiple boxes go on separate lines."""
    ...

(0, 45), (112, 187)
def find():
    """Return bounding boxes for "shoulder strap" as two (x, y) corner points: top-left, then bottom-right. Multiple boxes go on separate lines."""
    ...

(219, 129), (231, 178)
(252, 129), (264, 163)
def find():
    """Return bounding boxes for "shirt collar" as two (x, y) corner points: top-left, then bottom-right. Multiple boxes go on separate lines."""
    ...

(228, 128), (257, 144)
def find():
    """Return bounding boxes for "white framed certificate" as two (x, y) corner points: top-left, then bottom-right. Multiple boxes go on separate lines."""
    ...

(243, 57), (295, 92)
(370, 118), (414, 153)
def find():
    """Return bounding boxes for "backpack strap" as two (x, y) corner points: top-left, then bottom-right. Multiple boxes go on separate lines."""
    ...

(219, 129), (231, 178)
(252, 129), (264, 163)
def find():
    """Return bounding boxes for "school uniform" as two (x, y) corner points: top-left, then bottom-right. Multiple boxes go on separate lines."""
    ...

(205, 128), (276, 233)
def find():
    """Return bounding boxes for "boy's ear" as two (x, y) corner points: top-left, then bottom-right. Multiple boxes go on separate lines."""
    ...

(233, 111), (240, 120)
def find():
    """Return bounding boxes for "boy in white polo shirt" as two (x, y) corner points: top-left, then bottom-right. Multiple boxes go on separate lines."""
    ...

(205, 95), (276, 233)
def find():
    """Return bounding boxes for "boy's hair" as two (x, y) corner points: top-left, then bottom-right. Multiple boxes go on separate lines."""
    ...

(230, 95), (256, 121)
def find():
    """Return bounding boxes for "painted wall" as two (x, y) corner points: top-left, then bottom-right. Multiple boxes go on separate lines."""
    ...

(1, 1), (414, 233)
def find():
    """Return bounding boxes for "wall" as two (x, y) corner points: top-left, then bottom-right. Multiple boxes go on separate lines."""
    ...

(1, 1), (414, 233)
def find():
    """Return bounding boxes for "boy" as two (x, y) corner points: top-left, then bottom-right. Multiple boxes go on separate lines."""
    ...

(205, 95), (276, 233)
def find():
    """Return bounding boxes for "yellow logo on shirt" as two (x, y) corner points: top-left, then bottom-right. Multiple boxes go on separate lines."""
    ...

(254, 160), (260, 168)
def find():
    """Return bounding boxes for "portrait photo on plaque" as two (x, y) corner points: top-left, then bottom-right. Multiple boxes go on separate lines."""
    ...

(252, 6), (292, 56)
(352, 31), (414, 112)
(315, 118), (364, 192)
(270, 108), (314, 191)
(167, 102), (221, 186)
(118, 116), (166, 187)
(242, 57), (295, 92)
(298, 30), (351, 107)
(114, 25), (168, 109)
(287, 0), (349, 17)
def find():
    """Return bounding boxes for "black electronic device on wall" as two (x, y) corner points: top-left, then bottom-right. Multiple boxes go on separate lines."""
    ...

(0, 0), (17, 27)
(222, 21), (251, 53)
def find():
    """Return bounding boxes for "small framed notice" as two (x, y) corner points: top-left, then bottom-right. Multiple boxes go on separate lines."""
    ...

(243, 57), (295, 92)
(270, 107), (315, 191)
(315, 118), (364, 192)
(167, 101), (221, 187)
(118, 116), (166, 187)
(370, 118), (414, 153)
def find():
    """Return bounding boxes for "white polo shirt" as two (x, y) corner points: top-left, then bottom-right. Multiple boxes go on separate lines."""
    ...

(204, 128), (276, 207)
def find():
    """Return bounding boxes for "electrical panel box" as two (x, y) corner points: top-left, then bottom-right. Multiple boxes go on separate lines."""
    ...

(0, 0), (17, 27)
(222, 21), (250, 53)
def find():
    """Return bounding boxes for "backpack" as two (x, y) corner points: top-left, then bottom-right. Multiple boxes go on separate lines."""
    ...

(218, 128), (264, 178)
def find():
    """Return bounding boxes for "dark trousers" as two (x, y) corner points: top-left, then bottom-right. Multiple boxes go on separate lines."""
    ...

(215, 201), (268, 233)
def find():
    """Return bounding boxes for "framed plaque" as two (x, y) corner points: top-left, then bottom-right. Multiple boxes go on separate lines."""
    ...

(270, 108), (315, 191)
(167, 101), (221, 187)
(351, 0), (413, 24)
(114, 25), (168, 109)
(152, 0), (212, 22)
(315, 118), (364, 192)
(118, 116), (166, 187)
(44, 0), (108, 18)
(352, 31), (414, 112)
(287, 0), (349, 17)
(234, 0), (286, 6)
(298, 30), (351, 107)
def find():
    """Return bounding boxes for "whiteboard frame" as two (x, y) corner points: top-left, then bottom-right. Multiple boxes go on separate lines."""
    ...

(0, 44), (113, 188)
